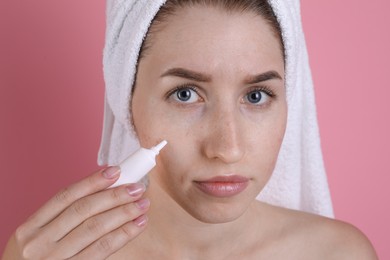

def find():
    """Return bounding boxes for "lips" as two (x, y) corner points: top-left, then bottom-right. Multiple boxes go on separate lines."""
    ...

(194, 175), (250, 198)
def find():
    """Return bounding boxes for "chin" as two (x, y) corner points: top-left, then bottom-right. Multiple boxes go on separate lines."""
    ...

(178, 196), (252, 224)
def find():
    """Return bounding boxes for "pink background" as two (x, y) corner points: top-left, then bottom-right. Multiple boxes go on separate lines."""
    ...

(1, 0), (389, 258)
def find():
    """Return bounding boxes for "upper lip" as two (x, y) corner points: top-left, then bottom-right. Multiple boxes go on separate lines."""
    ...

(195, 175), (250, 183)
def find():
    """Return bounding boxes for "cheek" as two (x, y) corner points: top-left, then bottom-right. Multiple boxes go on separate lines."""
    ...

(151, 127), (202, 198)
(135, 108), (200, 149)
(132, 90), (176, 147)
(247, 105), (287, 178)
(154, 114), (203, 179)
(132, 94), (201, 177)
(138, 106), (206, 153)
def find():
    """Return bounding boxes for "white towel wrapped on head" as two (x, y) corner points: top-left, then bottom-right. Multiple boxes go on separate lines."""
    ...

(98, 0), (334, 218)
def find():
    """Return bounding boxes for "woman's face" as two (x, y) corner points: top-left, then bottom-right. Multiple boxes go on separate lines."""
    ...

(132, 6), (286, 223)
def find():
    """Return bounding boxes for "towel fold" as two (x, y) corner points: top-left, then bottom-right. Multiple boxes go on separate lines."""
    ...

(99, 0), (334, 218)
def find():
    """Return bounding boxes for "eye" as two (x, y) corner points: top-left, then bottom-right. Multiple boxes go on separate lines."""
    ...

(170, 86), (202, 104)
(244, 88), (273, 105)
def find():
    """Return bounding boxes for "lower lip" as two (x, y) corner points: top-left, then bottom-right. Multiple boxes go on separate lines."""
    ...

(194, 181), (249, 198)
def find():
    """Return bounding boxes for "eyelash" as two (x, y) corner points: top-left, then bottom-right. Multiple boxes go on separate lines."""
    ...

(165, 83), (200, 100)
(246, 86), (276, 98)
(165, 84), (277, 103)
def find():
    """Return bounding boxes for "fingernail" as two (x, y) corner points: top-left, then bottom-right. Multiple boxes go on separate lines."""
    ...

(102, 166), (120, 179)
(126, 183), (146, 197)
(135, 198), (150, 210)
(134, 215), (148, 227)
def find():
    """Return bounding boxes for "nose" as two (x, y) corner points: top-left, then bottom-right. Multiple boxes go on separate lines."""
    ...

(202, 110), (245, 164)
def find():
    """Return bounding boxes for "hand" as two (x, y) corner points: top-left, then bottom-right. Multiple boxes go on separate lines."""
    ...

(2, 167), (149, 260)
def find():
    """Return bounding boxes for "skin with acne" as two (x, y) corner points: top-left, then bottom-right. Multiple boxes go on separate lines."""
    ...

(132, 6), (286, 225)
(110, 5), (377, 260)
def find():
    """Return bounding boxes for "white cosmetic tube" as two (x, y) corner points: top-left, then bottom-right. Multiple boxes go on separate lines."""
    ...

(109, 140), (167, 188)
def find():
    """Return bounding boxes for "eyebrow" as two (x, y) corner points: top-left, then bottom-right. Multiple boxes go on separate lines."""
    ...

(245, 70), (283, 84)
(161, 68), (212, 82)
(160, 67), (282, 84)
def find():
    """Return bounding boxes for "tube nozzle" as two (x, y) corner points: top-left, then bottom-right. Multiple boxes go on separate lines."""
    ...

(151, 140), (168, 155)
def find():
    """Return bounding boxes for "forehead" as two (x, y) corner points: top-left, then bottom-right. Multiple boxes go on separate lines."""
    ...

(144, 5), (284, 75)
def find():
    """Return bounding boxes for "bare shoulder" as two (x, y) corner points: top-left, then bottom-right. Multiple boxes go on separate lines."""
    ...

(256, 203), (378, 260)
(285, 206), (377, 259)
(315, 216), (378, 260)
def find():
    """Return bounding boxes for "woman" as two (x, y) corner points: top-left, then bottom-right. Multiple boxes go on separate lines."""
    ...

(2, 0), (377, 259)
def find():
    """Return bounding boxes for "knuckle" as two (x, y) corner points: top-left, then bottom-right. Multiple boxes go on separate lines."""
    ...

(15, 227), (50, 260)
(72, 199), (91, 216)
(87, 174), (97, 187)
(109, 188), (122, 202)
(21, 240), (38, 259)
(85, 218), (104, 235)
(21, 246), (30, 259)
(96, 237), (113, 252)
(120, 223), (137, 238)
(14, 224), (28, 242)
(121, 203), (136, 216)
(55, 187), (74, 205)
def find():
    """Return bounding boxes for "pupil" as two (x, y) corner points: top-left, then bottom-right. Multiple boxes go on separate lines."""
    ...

(177, 89), (191, 101)
(248, 91), (262, 103)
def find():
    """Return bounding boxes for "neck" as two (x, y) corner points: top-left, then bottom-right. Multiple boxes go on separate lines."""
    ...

(136, 180), (265, 259)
